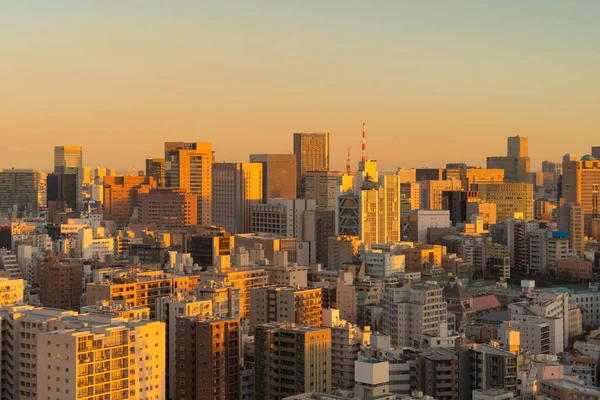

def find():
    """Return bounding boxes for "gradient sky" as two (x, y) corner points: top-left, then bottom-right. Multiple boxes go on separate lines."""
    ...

(2, 1), (599, 172)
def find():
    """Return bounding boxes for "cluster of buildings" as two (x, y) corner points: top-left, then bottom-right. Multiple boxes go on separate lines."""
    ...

(2, 132), (600, 399)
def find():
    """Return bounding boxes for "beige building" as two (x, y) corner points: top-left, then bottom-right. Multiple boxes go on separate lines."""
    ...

(476, 182), (534, 221)
(0, 277), (24, 307)
(266, 263), (308, 287)
(165, 142), (213, 225)
(80, 301), (150, 320)
(305, 170), (340, 211)
(200, 266), (270, 318)
(235, 233), (298, 263)
(37, 319), (165, 400)
(327, 235), (360, 269)
(250, 286), (322, 331)
(382, 282), (448, 347)
(85, 272), (200, 319)
(212, 162), (263, 234)
(255, 323), (332, 399)
(562, 156), (600, 235)
(557, 203), (584, 256)
(466, 168), (505, 187)
(402, 244), (446, 273)
(420, 179), (463, 210)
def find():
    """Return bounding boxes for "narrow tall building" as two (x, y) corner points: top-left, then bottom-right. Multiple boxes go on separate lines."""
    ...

(212, 162), (263, 234)
(146, 157), (165, 187)
(255, 323), (332, 399)
(165, 142), (212, 225)
(47, 173), (77, 210)
(486, 136), (530, 183)
(305, 170), (340, 211)
(294, 132), (330, 198)
(37, 257), (83, 311)
(249, 154), (297, 200)
(175, 316), (240, 400)
(54, 146), (83, 211)
(561, 155), (600, 236)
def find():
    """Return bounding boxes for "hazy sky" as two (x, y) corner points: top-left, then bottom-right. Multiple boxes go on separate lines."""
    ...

(2, 1), (599, 172)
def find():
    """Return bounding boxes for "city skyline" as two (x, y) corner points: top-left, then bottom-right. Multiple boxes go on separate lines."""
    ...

(2, 2), (600, 171)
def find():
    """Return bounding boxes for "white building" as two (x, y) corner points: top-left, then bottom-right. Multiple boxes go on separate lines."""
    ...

(78, 227), (114, 260)
(407, 210), (451, 244)
(382, 282), (448, 347)
(364, 248), (406, 279)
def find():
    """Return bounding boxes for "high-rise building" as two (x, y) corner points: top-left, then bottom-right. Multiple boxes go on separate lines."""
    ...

(561, 155), (600, 236)
(249, 154), (297, 200)
(407, 210), (451, 244)
(475, 182), (534, 221)
(557, 202), (584, 255)
(235, 233), (298, 265)
(186, 229), (234, 268)
(212, 162), (263, 234)
(305, 170), (340, 211)
(37, 257), (83, 311)
(400, 182), (421, 227)
(486, 136), (530, 183)
(327, 235), (360, 269)
(416, 168), (444, 181)
(137, 188), (198, 228)
(0, 169), (39, 212)
(37, 319), (166, 400)
(420, 179), (463, 210)
(175, 316), (241, 400)
(255, 323), (332, 399)
(250, 286), (322, 331)
(416, 348), (458, 400)
(382, 283), (448, 347)
(165, 142), (212, 225)
(294, 132), (330, 198)
(47, 173), (77, 210)
(103, 175), (156, 224)
(458, 344), (518, 399)
(145, 157), (165, 187)
(0, 277), (24, 307)
(54, 146), (83, 211)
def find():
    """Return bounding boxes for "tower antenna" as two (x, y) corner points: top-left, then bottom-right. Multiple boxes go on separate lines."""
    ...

(346, 147), (351, 175)
(361, 123), (367, 162)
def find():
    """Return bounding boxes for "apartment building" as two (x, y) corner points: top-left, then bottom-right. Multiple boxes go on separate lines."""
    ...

(415, 348), (458, 400)
(0, 277), (24, 307)
(250, 286), (322, 331)
(38, 256), (83, 310)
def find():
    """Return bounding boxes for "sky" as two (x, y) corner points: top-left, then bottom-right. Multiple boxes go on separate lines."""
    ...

(1, 1), (599, 172)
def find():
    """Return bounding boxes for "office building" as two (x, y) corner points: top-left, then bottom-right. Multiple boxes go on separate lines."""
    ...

(212, 162), (263, 234)
(561, 155), (600, 235)
(38, 257), (83, 311)
(0, 169), (39, 212)
(407, 210), (451, 244)
(0, 249), (23, 279)
(37, 319), (166, 400)
(250, 153), (297, 199)
(103, 175), (156, 224)
(54, 146), (83, 211)
(420, 179), (463, 210)
(364, 248), (405, 279)
(354, 359), (396, 400)
(250, 286), (322, 331)
(255, 323), (332, 399)
(252, 198), (315, 238)
(164, 142), (212, 225)
(402, 244), (446, 273)
(235, 233), (298, 264)
(175, 316), (241, 400)
(416, 168), (444, 181)
(305, 170), (340, 211)
(186, 229), (234, 268)
(294, 132), (330, 198)
(382, 283), (448, 347)
(328, 235), (360, 270)
(487, 136), (530, 183)
(146, 157), (165, 187)
(138, 188), (198, 228)
(47, 172), (77, 209)
(442, 190), (479, 224)
(465, 168), (504, 187)
(475, 182), (534, 221)
(196, 282), (241, 319)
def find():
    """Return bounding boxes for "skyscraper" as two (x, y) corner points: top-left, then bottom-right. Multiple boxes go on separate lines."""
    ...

(212, 162), (263, 234)
(54, 146), (83, 211)
(103, 175), (156, 224)
(561, 155), (600, 236)
(165, 142), (212, 225)
(487, 136), (530, 183)
(249, 154), (297, 199)
(305, 170), (341, 211)
(294, 132), (330, 198)
(0, 169), (39, 213)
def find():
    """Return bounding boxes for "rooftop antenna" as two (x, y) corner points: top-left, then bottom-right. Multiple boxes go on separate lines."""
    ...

(346, 147), (351, 175)
(361, 122), (367, 162)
